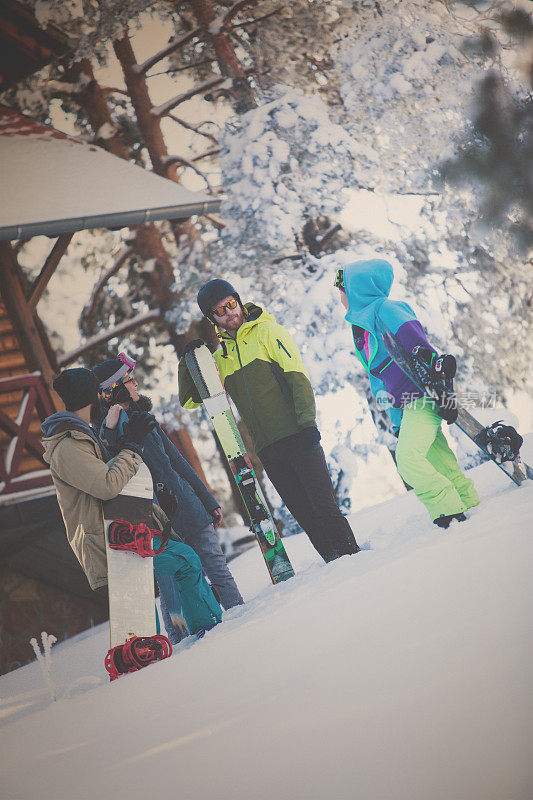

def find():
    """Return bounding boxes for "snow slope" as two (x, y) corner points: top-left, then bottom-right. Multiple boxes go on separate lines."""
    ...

(1, 462), (532, 800)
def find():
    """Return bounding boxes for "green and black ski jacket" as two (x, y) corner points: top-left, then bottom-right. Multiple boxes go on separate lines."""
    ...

(178, 303), (317, 453)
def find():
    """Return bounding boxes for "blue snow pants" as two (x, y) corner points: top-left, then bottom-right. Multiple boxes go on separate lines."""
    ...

(153, 538), (222, 636)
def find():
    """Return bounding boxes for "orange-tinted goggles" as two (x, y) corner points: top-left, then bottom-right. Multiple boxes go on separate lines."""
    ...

(212, 297), (238, 317)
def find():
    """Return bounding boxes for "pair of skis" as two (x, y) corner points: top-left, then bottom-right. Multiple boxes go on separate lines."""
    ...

(185, 345), (295, 585)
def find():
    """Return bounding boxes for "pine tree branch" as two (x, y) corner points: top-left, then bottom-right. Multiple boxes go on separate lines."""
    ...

(132, 28), (201, 77)
(59, 310), (162, 366)
(84, 247), (135, 335)
(151, 76), (230, 117)
(204, 213), (225, 229)
(161, 154), (216, 186)
(163, 150), (219, 167)
(100, 86), (130, 97)
(146, 58), (212, 78)
(191, 147), (220, 161)
(143, 10), (281, 78)
(167, 113), (219, 144)
(222, 0), (262, 27)
(230, 8), (283, 30)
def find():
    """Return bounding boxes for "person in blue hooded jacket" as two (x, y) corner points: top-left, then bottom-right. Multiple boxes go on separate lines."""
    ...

(93, 354), (244, 644)
(336, 259), (479, 528)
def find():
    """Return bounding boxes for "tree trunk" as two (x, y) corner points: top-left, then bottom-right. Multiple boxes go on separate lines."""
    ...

(64, 58), (128, 158)
(112, 32), (199, 248)
(112, 36), (171, 178)
(63, 58), (180, 304)
(59, 58), (209, 476)
(187, 0), (257, 113)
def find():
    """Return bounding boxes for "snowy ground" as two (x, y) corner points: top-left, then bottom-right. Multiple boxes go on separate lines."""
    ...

(1, 461), (532, 800)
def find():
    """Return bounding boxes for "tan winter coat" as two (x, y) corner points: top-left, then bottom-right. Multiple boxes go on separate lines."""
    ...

(42, 426), (141, 590)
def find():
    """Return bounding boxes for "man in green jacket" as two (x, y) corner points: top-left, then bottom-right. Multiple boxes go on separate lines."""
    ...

(178, 279), (359, 563)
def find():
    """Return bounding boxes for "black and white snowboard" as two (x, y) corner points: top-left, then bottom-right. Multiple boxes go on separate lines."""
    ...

(377, 322), (528, 486)
(185, 345), (295, 584)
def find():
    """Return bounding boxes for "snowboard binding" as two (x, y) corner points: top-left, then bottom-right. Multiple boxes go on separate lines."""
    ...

(108, 519), (170, 557)
(105, 635), (172, 680)
(477, 421), (523, 464)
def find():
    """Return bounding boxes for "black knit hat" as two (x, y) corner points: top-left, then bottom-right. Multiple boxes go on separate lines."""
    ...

(53, 368), (99, 411)
(197, 279), (239, 317)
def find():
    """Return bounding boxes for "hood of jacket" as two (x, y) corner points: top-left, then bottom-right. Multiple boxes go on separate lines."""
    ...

(343, 259), (394, 329)
(41, 412), (106, 464)
(341, 259), (394, 369)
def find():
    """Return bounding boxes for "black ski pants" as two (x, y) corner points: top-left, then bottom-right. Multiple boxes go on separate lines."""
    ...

(259, 437), (359, 563)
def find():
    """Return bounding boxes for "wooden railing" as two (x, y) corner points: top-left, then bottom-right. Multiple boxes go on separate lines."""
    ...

(0, 372), (54, 497)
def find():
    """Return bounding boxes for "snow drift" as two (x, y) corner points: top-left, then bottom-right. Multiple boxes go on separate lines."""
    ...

(0, 460), (532, 800)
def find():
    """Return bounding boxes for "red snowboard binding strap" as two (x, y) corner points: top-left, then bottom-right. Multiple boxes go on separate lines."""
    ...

(105, 635), (172, 681)
(108, 519), (170, 557)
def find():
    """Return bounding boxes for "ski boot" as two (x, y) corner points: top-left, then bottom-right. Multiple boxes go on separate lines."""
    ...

(196, 622), (219, 640)
(434, 512), (467, 529)
(105, 635), (172, 680)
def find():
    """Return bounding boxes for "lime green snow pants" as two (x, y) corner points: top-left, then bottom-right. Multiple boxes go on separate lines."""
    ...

(395, 398), (480, 522)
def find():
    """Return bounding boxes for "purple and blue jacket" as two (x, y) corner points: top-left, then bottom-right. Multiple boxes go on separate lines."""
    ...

(343, 259), (437, 432)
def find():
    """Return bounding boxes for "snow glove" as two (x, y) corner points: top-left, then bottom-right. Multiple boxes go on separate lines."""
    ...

(411, 346), (458, 425)
(119, 411), (158, 453)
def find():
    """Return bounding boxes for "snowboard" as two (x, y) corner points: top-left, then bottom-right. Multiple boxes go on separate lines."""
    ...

(377, 321), (528, 486)
(185, 344), (295, 584)
(103, 460), (157, 648)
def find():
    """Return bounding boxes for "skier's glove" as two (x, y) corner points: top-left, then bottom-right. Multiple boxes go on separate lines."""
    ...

(121, 411), (158, 449)
(433, 388), (458, 425)
(181, 339), (205, 357)
(298, 426), (321, 450)
(412, 346), (456, 386)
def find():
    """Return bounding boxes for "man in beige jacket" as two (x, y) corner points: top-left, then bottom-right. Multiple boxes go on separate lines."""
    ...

(42, 367), (222, 635)
(42, 367), (152, 589)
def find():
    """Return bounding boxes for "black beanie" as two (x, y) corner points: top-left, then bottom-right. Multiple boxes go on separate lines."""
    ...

(53, 368), (99, 411)
(197, 279), (239, 317)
